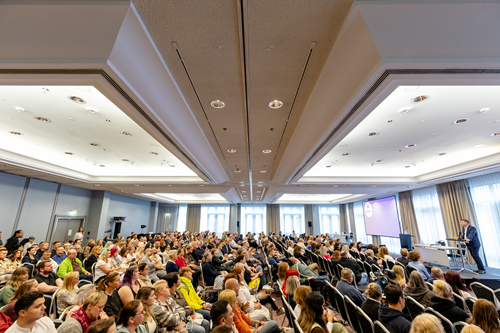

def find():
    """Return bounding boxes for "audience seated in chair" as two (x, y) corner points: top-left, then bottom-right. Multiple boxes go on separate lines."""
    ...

(2, 279), (40, 323)
(403, 271), (434, 308)
(289, 257), (329, 284)
(56, 291), (108, 333)
(395, 249), (411, 267)
(178, 267), (212, 320)
(338, 251), (368, 286)
(378, 284), (412, 333)
(429, 280), (469, 323)
(444, 271), (472, 299)
(211, 299), (238, 333)
(362, 283), (383, 322)
(297, 292), (346, 333)
(407, 251), (431, 281)
(336, 268), (365, 307)
(6, 291), (56, 333)
(57, 249), (92, 282)
(428, 267), (444, 283)
(408, 313), (445, 333)
(467, 299), (499, 333)
(0, 268), (29, 308)
(97, 272), (123, 322)
(55, 271), (79, 316)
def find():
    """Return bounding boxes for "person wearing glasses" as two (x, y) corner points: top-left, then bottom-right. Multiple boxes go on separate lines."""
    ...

(56, 291), (108, 333)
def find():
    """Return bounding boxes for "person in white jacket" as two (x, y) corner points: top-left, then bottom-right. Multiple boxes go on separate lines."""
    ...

(225, 277), (270, 322)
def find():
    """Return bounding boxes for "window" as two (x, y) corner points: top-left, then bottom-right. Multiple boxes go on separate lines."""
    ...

(468, 172), (500, 269)
(412, 186), (447, 245)
(241, 205), (266, 234)
(176, 204), (188, 232)
(279, 205), (304, 235)
(318, 205), (341, 235)
(200, 205), (230, 236)
(353, 201), (372, 244)
(380, 237), (401, 254)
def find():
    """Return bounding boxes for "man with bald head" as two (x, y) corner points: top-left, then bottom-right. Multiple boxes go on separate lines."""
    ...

(336, 268), (365, 306)
(57, 249), (92, 281)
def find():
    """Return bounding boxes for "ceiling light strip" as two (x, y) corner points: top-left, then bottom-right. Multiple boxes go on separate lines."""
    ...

(169, 44), (235, 181)
(266, 41), (317, 180)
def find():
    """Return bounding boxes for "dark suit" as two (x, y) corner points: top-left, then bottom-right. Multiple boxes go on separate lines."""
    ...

(336, 279), (365, 307)
(339, 257), (364, 283)
(366, 256), (379, 267)
(461, 224), (485, 271)
(396, 257), (411, 266)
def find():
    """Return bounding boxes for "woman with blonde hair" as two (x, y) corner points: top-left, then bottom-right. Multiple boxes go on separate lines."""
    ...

(2, 279), (39, 322)
(284, 275), (300, 308)
(468, 299), (500, 333)
(66, 284), (97, 320)
(293, 285), (312, 318)
(56, 271), (80, 315)
(429, 280), (469, 323)
(57, 291), (108, 333)
(85, 245), (102, 271)
(341, 245), (352, 258)
(135, 287), (158, 333)
(98, 272), (122, 320)
(409, 313), (445, 333)
(0, 266), (29, 307)
(393, 265), (406, 288)
(136, 244), (145, 262)
(361, 283), (383, 323)
(96, 239), (103, 247)
(319, 246), (331, 260)
(95, 248), (120, 283)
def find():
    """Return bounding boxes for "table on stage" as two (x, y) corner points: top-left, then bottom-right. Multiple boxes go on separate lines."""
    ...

(414, 239), (477, 274)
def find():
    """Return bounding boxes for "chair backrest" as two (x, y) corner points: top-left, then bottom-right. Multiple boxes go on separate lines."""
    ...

(91, 263), (97, 284)
(371, 264), (382, 275)
(405, 265), (418, 280)
(374, 321), (391, 333)
(387, 260), (395, 270)
(363, 261), (373, 275)
(294, 319), (304, 333)
(454, 321), (469, 333)
(470, 282), (498, 306)
(48, 288), (61, 318)
(356, 306), (375, 333)
(59, 306), (74, 320)
(344, 296), (362, 333)
(21, 263), (35, 279)
(464, 297), (476, 314)
(332, 286), (349, 321)
(426, 281), (434, 291)
(325, 282), (339, 312)
(281, 294), (294, 328)
(360, 252), (366, 261)
(453, 292), (467, 313)
(0, 304), (8, 312)
(425, 307), (457, 333)
(405, 295), (425, 321)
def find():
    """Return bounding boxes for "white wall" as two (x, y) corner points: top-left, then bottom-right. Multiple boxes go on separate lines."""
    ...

(107, 192), (153, 236)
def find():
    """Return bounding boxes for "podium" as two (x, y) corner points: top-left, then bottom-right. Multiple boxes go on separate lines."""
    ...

(399, 234), (415, 249)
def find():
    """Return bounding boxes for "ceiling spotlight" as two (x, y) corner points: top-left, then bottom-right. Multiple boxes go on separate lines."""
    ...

(150, 152), (159, 155)
(240, 184), (245, 187)
(268, 100), (283, 109)
(258, 185), (263, 187)
(410, 95), (429, 103)
(227, 149), (237, 153)
(342, 153), (350, 156)
(15, 107), (25, 112)
(257, 191), (262, 193)
(134, 184), (140, 187)
(86, 108), (98, 114)
(215, 45), (223, 50)
(474, 144), (484, 147)
(9, 131), (22, 135)
(242, 191), (246, 193)
(263, 149), (272, 153)
(239, 181), (244, 184)
(371, 185), (377, 188)
(42, 87), (49, 93)
(211, 100), (225, 108)
(399, 108), (411, 114)
(408, 185), (415, 188)
(405, 166), (411, 168)
(120, 132), (132, 136)
(333, 185), (339, 187)
(258, 181), (264, 184)
(94, 184), (100, 187)
(69, 118), (76, 121)
(437, 153), (446, 156)
(90, 143), (100, 147)
(167, 163), (175, 167)
(68, 96), (86, 104)
(65, 152), (74, 155)
(122, 159), (129, 162)
(326, 164), (333, 168)
(375, 160), (383, 163)
(260, 170), (266, 173)
(479, 108), (490, 113)
(405, 144), (417, 148)
(234, 168), (241, 173)
(367, 132), (379, 137)
(420, 120), (427, 123)
(491, 132), (500, 137)
(100, 165), (105, 167)
(198, 184), (204, 187)
(454, 118), (469, 125)
(34, 117), (50, 123)
(69, 132), (75, 135)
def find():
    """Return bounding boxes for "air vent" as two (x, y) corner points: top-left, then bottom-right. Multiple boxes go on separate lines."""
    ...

(34, 117), (50, 123)
(405, 144), (417, 148)
(367, 132), (379, 137)
(454, 118), (469, 125)
(68, 96), (86, 104)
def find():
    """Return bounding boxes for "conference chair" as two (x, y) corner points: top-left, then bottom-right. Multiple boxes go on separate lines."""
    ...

(294, 319), (304, 333)
(362, 261), (372, 275)
(344, 296), (362, 333)
(371, 264), (382, 275)
(356, 306), (375, 333)
(425, 307), (458, 333)
(405, 265), (418, 280)
(91, 263), (97, 284)
(332, 286), (349, 325)
(374, 321), (391, 333)
(454, 322), (469, 333)
(405, 295), (425, 320)
(470, 282), (499, 306)
(48, 287), (61, 319)
(325, 282), (338, 312)
(394, 261), (405, 270)
(386, 260), (395, 270)
(20, 262), (35, 279)
(426, 281), (434, 291)
(359, 252), (366, 261)
(452, 292), (468, 313)
(464, 297), (476, 314)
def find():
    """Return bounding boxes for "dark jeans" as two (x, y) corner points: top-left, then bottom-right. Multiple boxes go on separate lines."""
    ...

(260, 295), (278, 310)
(468, 245), (485, 270)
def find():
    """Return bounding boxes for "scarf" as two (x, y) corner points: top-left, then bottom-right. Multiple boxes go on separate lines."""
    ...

(70, 306), (96, 332)
(281, 269), (299, 294)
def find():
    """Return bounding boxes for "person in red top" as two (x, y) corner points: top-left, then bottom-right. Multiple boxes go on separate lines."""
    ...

(219, 280), (280, 333)
(175, 248), (187, 269)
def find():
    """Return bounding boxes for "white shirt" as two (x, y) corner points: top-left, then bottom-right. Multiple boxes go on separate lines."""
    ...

(463, 226), (468, 239)
(6, 317), (57, 333)
(73, 232), (83, 241)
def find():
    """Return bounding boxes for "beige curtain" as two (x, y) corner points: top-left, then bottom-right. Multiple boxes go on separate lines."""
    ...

(156, 203), (179, 232)
(266, 204), (280, 234)
(339, 204), (348, 233)
(348, 203), (356, 241)
(229, 204), (239, 234)
(372, 236), (381, 247)
(186, 204), (201, 233)
(437, 180), (478, 263)
(304, 204), (314, 235)
(398, 191), (421, 245)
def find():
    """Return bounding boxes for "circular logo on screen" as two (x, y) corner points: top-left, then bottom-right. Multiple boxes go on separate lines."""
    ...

(364, 202), (373, 218)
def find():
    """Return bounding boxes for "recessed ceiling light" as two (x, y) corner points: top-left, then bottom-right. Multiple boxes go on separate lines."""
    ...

(367, 132), (379, 137)
(7, 118), (14, 121)
(410, 95), (429, 103)
(263, 149), (272, 153)
(333, 185), (339, 187)
(151, 143), (159, 147)
(258, 181), (264, 184)
(326, 164), (333, 168)
(234, 168), (241, 173)
(68, 96), (86, 104)
(34, 117), (50, 123)
(100, 165), (105, 167)
(94, 184), (100, 187)
(437, 153), (446, 156)
(420, 120), (427, 123)
(342, 153), (350, 156)
(260, 170), (266, 173)
(122, 159), (129, 162)
(339, 144), (348, 147)
(150, 152), (159, 155)
(168, 163), (176, 167)
(65, 152), (74, 155)
(267, 45), (274, 50)
(121, 132), (132, 136)
(69, 132), (75, 135)
(86, 108), (98, 114)
(454, 118), (469, 125)
(258, 184), (263, 187)
(15, 107), (25, 112)
(405, 144), (417, 148)
(239, 181), (244, 184)
(9, 131), (22, 136)
(371, 185), (377, 188)
(399, 108), (411, 114)
(227, 149), (237, 153)
(257, 191), (261, 193)
(408, 185), (415, 188)
(215, 45), (223, 50)
(268, 100), (283, 109)
(405, 166), (411, 168)
(198, 185), (204, 187)
(491, 132), (500, 137)
(240, 184), (245, 187)
(474, 144), (484, 148)
(69, 118), (76, 121)
(375, 160), (383, 163)
(0, 98), (5, 101)
(134, 184), (140, 187)
(90, 143), (101, 147)
(242, 191), (246, 193)
(210, 100), (225, 108)
(479, 108), (490, 113)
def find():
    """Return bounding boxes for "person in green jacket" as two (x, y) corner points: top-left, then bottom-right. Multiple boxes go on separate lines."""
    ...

(57, 249), (92, 281)
(177, 267), (211, 320)
(0, 266), (29, 307)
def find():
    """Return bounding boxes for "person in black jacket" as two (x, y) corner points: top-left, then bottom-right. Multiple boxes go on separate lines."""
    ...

(378, 284), (411, 333)
(339, 251), (368, 285)
(192, 241), (204, 264)
(365, 249), (383, 267)
(361, 282), (383, 322)
(395, 249), (411, 266)
(202, 252), (225, 286)
(5, 230), (23, 253)
(429, 280), (469, 323)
